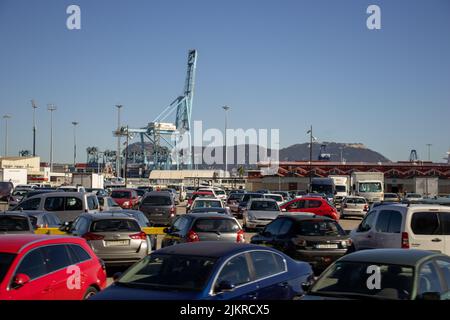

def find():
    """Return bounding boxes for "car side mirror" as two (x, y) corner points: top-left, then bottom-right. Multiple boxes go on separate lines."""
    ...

(112, 272), (122, 282)
(301, 280), (314, 293)
(417, 292), (441, 300)
(59, 221), (73, 232)
(12, 273), (31, 289)
(216, 280), (235, 293)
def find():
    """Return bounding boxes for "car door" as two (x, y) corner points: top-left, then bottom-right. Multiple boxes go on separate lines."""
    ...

(409, 211), (445, 253)
(306, 200), (323, 215)
(352, 210), (378, 250)
(213, 253), (258, 300)
(7, 248), (52, 300)
(373, 209), (403, 248)
(248, 251), (291, 299)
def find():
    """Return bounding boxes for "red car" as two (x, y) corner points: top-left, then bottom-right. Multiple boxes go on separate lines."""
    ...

(110, 189), (140, 209)
(186, 191), (215, 209)
(0, 234), (107, 300)
(280, 197), (339, 220)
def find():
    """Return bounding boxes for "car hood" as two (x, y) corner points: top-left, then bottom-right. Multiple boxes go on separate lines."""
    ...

(247, 210), (280, 219)
(91, 284), (203, 300)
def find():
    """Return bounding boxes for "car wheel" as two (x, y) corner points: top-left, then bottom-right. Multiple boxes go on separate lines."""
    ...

(83, 286), (99, 300)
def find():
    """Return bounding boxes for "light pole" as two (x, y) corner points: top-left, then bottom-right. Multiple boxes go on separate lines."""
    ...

(222, 106), (230, 176)
(31, 100), (37, 156)
(307, 125), (313, 189)
(115, 105), (123, 177)
(3, 115), (11, 156)
(72, 122), (79, 169)
(426, 144), (432, 161)
(47, 104), (57, 172)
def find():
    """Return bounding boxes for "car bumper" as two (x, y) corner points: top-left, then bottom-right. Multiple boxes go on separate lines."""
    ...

(341, 209), (367, 217)
(246, 220), (273, 229)
(292, 249), (347, 270)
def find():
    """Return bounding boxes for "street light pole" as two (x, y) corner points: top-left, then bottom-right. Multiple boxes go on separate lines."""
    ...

(307, 125), (313, 189)
(426, 144), (432, 161)
(31, 100), (37, 156)
(115, 105), (123, 178)
(3, 115), (11, 156)
(125, 126), (129, 186)
(72, 122), (79, 169)
(47, 104), (57, 172)
(222, 106), (230, 176)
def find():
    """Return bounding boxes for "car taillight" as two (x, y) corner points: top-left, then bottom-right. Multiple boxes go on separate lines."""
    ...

(236, 230), (245, 243)
(401, 232), (410, 249)
(187, 230), (199, 242)
(364, 205), (368, 211)
(129, 231), (147, 240)
(170, 207), (176, 217)
(99, 259), (106, 271)
(83, 232), (105, 241)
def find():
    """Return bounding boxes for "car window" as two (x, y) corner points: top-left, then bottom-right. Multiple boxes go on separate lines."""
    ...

(98, 197), (105, 206)
(192, 218), (240, 233)
(91, 219), (141, 232)
(307, 200), (322, 208)
(15, 248), (47, 280)
(278, 219), (293, 235)
(41, 245), (72, 272)
(172, 216), (190, 232)
(411, 212), (440, 235)
(250, 251), (286, 279)
(264, 218), (285, 236)
(44, 197), (65, 211)
(215, 254), (251, 290)
(111, 191), (132, 198)
(250, 201), (278, 211)
(46, 214), (61, 226)
(375, 210), (402, 233)
(357, 211), (377, 232)
(296, 220), (346, 236)
(193, 200), (222, 209)
(87, 196), (98, 210)
(439, 213), (450, 235)
(0, 253), (16, 284)
(0, 215), (31, 231)
(108, 198), (120, 207)
(142, 195), (172, 205)
(289, 200), (305, 209)
(73, 217), (89, 235)
(67, 244), (91, 263)
(418, 261), (443, 296)
(16, 197), (41, 211)
(65, 197), (83, 211)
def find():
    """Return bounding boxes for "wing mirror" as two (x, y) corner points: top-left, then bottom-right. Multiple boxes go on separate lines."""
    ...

(301, 280), (314, 293)
(12, 273), (31, 289)
(59, 221), (73, 232)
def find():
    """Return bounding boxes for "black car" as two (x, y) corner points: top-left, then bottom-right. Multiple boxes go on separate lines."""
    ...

(251, 215), (351, 273)
(303, 249), (450, 300)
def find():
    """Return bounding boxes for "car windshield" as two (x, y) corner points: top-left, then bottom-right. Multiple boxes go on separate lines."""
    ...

(111, 191), (132, 198)
(335, 186), (346, 192)
(193, 200), (222, 209)
(296, 220), (346, 236)
(0, 216), (30, 231)
(142, 196), (172, 206)
(0, 253), (16, 283)
(359, 183), (382, 193)
(250, 201), (279, 211)
(310, 261), (414, 300)
(346, 198), (367, 204)
(12, 190), (28, 196)
(242, 194), (264, 202)
(117, 254), (217, 291)
(215, 190), (226, 195)
(192, 218), (240, 233)
(91, 219), (141, 232)
(265, 195), (283, 202)
(228, 194), (243, 201)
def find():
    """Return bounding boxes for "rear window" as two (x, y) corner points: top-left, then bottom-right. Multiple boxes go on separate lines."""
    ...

(87, 196), (98, 210)
(411, 212), (440, 235)
(0, 216), (30, 231)
(192, 218), (240, 233)
(242, 194), (264, 202)
(0, 253), (16, 283)
(228, 194), (243, 201)
(142, 195), (172, 205)
(346, 198), (367, 204)
(295, 220), (346, 236)
(250, 201), (279, 211)
(111, 191), (131, 198)
(193, 200), (222, 209)
(91, 219), (141, 232)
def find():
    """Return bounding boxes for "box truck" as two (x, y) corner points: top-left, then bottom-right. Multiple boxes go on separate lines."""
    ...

(351, 172), (384, 203)
(0, 168), (27, 188)
(329, 175), (350, 205)
(414, 177), (438, 197)
(71, 173), (104, 189)
(310, 177), (335, 202)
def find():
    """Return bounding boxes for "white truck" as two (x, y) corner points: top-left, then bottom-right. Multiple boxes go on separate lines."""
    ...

(329, 175), (350, 205)
(351, 172), (384, 203)
(0, 168), (27, 188)
(414, 177), (438, 198)
(71, 173), (104, 189)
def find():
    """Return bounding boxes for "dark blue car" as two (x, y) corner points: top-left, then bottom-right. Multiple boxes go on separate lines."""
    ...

(92, 242), (313, 300)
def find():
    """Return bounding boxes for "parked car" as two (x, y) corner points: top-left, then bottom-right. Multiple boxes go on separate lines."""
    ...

(198, 188), (227, 201)
(11, 192), (99, 223)
(0, 213), (35, 234)
(138, 191), (177, 226)
(226, 192), (245, 213)
(91, 242), (313, 300)
(190, 207), (231, 216)
(159, 188), (179, 204)
(272, 191), (292, 202)
(85, 188), (109, 197)
(264, 193), (285, 206)
(349, 204), (450, 255)
(18, 188), (64, 201)
(280, 197), (339, 220)
(242, 199), (280, 231)
(251, 215), (351, 273)
(289, 190), (307, 199)
(98, 196), (122, 212)
(20, 211), (61, 228)
(110, 189), (140, 209)
(189, 197), (225, 212)
(118, 209), (156, 251)
(161, 213), (245, 247)
(8, 189), (29, 207)
(57, 185), (86, 193)
(340, 196), (368, 219)
(383, 193), (401, 202)
(404, 193), (423, 201)
(0, 182), (14, 202)
(187, 191), (215, 210)
(64, 213), (151, 266)
(237, 192), (265, 218)
(302, 249), (450, 300)
(0, 234), (107, 300)
(133, 188), (147, 201)
(256, 189), (271, 194)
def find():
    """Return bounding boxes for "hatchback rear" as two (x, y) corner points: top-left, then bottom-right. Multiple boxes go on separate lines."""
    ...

(341, 197), (368, 218)
(139, 192), (176, 226)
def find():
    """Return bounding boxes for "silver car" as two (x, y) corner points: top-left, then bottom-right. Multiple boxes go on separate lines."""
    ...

(242, 198), (280, 231)
(66, 213), (151, 266)
(340, 196), (368, 218)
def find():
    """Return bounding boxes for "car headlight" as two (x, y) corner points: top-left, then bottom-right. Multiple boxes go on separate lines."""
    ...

(123, 201), (130, 207)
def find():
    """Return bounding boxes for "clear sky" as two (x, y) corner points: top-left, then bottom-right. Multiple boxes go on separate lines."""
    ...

(1, 0), (449, 163)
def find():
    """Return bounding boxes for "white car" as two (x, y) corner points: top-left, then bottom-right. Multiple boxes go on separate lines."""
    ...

(349, 203), (450, 256)
(340, 196), (368, 218)
(242, 198), (280, 231)
(404, 193), (423, 201)
(57, 185), (86, 193)
(263, 193), (284, 206)
(198, 188), (227, 201)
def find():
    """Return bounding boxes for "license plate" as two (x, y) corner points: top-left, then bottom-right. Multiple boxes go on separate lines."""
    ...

(152, 213), (163, 216)
(316, 244), (338, 249)
(105, 240), (129, 246)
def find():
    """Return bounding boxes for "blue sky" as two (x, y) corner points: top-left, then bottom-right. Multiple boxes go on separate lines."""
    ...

(1, 0), (449, 163)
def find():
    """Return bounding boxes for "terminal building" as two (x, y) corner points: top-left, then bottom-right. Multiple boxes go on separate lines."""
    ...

(247, 161), (450, 195)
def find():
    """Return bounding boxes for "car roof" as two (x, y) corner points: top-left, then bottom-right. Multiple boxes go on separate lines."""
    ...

(280, 214), (333, 222)
(111, 189), (134, 192)
(194, 197), (221, 201)
(27, 191), (91, 198)
(155, 241), (267, 258)
(0, 234), (85, 254)
(7, 210), (49, 217)
(187, 213), (236, 219)
(339, 249), (441, 266)
(79, 212), (137, 220)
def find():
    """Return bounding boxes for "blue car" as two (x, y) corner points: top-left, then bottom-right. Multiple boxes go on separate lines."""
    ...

(92, 242), (313, 300)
